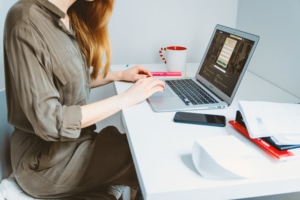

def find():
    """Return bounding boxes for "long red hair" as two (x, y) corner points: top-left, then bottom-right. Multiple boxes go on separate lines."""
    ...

(68, 0), (114, 79)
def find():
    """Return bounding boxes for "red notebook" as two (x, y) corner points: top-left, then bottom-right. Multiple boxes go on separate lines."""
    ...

(229, 111), (294, 160)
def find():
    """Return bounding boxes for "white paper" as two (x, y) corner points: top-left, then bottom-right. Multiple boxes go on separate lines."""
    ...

(271, 135), (300, 145)
(192, 135), (264, 179)
(238, 101), (300, 140)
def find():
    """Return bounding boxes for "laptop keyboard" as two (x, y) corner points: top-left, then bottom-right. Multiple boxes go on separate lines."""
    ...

(165, 79), (218, 106)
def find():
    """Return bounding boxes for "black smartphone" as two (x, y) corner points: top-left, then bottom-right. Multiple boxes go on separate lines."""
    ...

(173, 111), (226, 127)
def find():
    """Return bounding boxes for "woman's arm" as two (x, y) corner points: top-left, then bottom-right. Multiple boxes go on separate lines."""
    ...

(81, 77), (165, 128)
(90, 65), (153, 88)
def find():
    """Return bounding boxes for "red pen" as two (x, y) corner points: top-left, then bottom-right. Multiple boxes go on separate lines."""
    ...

(151, 71), (182, 76)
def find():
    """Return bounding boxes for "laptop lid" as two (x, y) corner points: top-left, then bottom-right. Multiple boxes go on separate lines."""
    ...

(195, 24), (260, 105)
(148, 24), (259, 112)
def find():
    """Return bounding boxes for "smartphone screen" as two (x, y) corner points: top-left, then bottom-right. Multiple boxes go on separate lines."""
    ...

(173, 112), (226, 127)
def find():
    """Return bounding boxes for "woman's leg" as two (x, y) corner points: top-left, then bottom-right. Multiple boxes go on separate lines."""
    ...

(80, 126), (139, 189)
(11, 126), (139, 199)
(76, 126), (140, 199)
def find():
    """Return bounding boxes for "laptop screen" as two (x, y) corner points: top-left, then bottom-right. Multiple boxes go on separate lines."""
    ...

(197, 25), (258, 101)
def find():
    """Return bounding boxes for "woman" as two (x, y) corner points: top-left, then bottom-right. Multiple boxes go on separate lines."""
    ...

(4, 0), (165, 199)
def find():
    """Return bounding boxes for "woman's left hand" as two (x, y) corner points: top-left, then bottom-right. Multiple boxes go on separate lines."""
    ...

(121, 65), (152, 82)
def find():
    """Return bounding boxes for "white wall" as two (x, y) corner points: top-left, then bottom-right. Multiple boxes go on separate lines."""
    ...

(236, 0), (300, 99)
(108, 0), (238, 65)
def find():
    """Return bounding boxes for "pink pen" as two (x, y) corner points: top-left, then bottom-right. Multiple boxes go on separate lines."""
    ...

(151, 72), (182, 76)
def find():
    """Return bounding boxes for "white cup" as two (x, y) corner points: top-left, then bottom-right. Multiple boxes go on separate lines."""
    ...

(159, 46), (187, 72)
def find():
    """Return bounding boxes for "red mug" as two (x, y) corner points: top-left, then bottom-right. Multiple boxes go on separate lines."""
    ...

(159, 46), (187, 72)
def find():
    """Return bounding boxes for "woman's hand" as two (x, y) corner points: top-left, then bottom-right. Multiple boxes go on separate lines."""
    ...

(121, 65), (152, 82)
(121, 77), (165, 107)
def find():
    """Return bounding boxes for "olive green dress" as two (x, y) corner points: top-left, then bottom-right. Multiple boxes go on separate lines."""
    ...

(4, 0), (138, 199)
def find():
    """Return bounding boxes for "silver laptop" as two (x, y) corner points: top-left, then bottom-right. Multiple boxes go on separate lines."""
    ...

(148, 24), (259, 112)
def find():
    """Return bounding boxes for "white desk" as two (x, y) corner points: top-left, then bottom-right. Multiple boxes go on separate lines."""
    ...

(111, 63), (300, 200)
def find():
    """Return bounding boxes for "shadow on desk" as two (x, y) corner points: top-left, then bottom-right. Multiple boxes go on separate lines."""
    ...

(181, 154), (199, 176)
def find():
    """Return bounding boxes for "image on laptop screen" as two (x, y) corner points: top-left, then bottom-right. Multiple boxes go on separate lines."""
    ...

(198, 29), (255, 98)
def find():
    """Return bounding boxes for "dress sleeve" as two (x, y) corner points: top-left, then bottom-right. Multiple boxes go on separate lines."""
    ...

(5, 23), (82, 142)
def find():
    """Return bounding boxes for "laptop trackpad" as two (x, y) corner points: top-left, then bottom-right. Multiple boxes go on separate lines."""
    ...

(150, 87), (174, 98)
